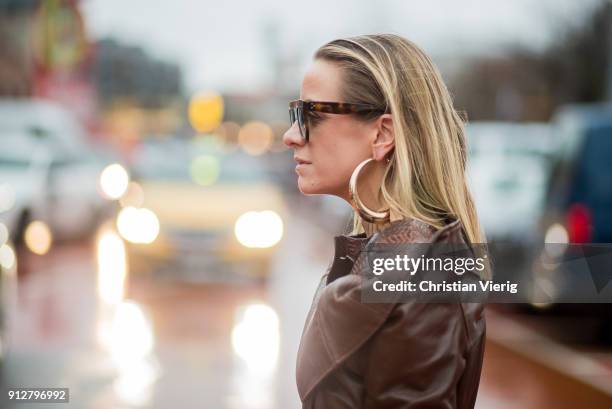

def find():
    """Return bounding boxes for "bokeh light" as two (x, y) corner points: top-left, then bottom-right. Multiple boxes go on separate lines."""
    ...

(234, 210), (283, 248)
(97, 300), (159, 407)
(544, 222), (569, 258)
(117, 207), (160, 244)
(103, 300), (155, 364)
(238, 121), (273, 156)
(231, 303), (280, 375)
(97, 228), (127, 305)
(190, 154), (220, 186)
(0, 243), (16, 271)
(24, 220), (53, 255)
(544, 223), (569, 244)
(188, 91), (224, 133)
(100, 163), (130, 200)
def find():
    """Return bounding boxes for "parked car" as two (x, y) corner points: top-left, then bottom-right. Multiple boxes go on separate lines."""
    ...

(528, 103), (612, 312)
(122, 136), (287, 282)
(465, 122), (559, 294)
(0, 131), (119, 253)
(0, 99), (120, 248)
(466, 121), (558, 241)
(0, 98), (87, 154)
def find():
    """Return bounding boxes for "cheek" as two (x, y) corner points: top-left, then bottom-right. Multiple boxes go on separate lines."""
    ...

(298, 160), (350, 195)
(296, 160), (340, 195)
(298, 137), (363, 196)
(297, 122), (368, 195)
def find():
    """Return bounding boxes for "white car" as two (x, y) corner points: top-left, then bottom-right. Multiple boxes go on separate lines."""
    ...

(0, 133), (48, 245)
(0, 98), (87, 155)
(466, 121), (559, 241)
(0, 132), (121, 246)
(0, 99), (122, 247)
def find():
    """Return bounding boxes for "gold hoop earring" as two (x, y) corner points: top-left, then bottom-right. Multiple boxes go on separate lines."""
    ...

(348, 158), (390, 225)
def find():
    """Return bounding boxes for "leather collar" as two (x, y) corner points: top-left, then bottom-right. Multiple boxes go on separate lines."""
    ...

(326, 232), (369, 285)
(326, 215), (464, 284)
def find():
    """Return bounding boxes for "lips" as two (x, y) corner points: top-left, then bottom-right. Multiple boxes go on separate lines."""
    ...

(294, 156), (312, 165)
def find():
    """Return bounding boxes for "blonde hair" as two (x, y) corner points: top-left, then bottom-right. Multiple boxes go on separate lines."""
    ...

(315, 34), (486, 246)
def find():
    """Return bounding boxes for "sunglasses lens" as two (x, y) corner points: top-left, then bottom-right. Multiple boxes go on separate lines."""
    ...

(288, 103), (308, 142)
(289, 108), (296, 125)
(297, 107), (307, 141)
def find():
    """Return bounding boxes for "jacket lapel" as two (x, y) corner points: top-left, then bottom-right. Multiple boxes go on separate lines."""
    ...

(296, 217), (464, 402)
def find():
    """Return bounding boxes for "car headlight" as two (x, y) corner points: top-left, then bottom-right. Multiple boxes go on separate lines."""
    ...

(99, 163), (130, 200)
(234, 210), (283, 249)
(117, 206), (160, 244)
(544, 222), (568, 258)
(0, 242), (16, 272)
(24, 220), (53, 255)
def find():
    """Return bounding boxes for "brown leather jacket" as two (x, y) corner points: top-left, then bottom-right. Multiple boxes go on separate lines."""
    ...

(296, 217), (487, 409)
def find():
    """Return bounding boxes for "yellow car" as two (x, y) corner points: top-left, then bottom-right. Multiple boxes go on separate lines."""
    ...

(119, 137), (287, 281)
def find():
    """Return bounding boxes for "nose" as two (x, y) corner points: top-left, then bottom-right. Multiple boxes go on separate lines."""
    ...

(283, 122), (305, 149)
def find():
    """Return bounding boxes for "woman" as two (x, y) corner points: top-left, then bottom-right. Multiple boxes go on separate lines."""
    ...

(283, 34), (488, 409)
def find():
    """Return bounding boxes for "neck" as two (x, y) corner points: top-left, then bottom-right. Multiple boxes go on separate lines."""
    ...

(361, 219), (388, 237)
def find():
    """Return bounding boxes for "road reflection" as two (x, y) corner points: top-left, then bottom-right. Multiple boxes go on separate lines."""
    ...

(97, 300), (160, 407)
(229, 302), (279, 409)
(96, 226), (127, 305)
(96, 223), (161, 407)
(231, 302), (280, 374)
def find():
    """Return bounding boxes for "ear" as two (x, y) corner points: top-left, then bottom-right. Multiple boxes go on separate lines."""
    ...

(371, 113), (395, 161)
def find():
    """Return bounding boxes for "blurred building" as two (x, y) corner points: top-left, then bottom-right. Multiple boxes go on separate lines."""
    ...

(92, 38), (186, 146)
(449, 1), (611, 122)
(0, 0), (186, 146)
(0, 0), (40, 96)
(93, 38), (183, 110)
(0, 0), (97, 128)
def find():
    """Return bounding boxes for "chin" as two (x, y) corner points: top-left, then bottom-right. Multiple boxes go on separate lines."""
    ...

(297, 176), (345, 198)
(297, 176), (326, 195)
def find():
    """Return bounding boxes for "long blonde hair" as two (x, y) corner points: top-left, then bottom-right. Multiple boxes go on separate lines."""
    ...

(315, 34), (485, 245)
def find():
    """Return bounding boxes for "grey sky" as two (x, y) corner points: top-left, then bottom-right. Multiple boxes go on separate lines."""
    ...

(81, 0), (602, 94)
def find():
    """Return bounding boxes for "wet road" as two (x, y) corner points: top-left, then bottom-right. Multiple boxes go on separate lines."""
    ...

(1, 207), (332, 409)
(2, 206), (612, 408)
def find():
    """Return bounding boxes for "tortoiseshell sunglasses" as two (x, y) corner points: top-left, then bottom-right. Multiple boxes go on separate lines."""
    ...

(288, 100), (385, 142)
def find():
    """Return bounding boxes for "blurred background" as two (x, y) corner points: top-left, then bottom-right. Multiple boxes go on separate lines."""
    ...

(0, 0), (612, 408)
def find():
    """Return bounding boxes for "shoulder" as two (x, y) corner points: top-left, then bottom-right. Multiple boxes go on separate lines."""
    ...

(364, 216), (486, 343)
